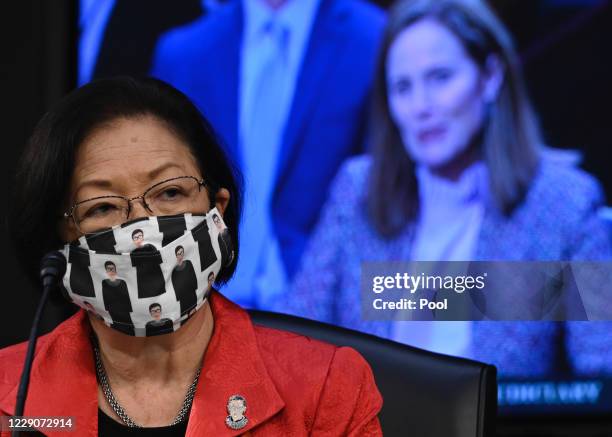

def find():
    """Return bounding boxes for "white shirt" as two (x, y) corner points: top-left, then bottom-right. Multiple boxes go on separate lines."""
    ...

(392, 161), (489, 357)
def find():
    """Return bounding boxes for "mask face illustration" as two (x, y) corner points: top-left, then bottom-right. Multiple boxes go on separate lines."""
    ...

(60, 208), (234, 337)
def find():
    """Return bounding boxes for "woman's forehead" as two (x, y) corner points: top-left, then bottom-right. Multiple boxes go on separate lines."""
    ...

(388, 19), (471, 72)
(72, 117), (199, 193)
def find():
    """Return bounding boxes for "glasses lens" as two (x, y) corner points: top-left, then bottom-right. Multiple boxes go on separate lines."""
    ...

(74, 197), (128, 233)
(145, 177), (204, 215)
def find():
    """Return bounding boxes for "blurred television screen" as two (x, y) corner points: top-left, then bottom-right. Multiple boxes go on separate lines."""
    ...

(78, 0), (612, 417)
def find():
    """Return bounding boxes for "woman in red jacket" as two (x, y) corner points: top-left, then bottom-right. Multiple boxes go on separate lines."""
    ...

(0, 77), (382, 436)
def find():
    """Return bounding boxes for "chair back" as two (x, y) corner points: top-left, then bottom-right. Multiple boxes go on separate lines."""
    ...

(248, 310), (497, 437)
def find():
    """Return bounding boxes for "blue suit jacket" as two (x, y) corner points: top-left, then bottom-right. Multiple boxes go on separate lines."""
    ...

(151, 0), (386, 279)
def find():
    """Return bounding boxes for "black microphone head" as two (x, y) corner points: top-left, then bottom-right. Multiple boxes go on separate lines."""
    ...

(40, 251), (67, 287)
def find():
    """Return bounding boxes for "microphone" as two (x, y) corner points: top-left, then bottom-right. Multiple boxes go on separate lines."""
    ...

(39, 251), (68, 289)
(13, 251), (67, 436)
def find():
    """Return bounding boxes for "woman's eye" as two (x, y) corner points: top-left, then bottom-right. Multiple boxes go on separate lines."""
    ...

(392, 78), (412, 94)
(430, 68), (453, 82)
(158, 187), (186, 201)
(83, 203), (118, 218)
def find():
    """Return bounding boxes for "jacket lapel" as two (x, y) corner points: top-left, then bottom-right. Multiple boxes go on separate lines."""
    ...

(185, 293), (285, 436)
(273, 0), (351, 192)
(215, 2), (242, 166)
(192, 1), (242, 167)
(476, 206), (531, 261)
(0, 311), (98, 437)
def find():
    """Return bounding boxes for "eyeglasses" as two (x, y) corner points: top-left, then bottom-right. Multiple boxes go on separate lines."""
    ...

(64, 176), (208, 234)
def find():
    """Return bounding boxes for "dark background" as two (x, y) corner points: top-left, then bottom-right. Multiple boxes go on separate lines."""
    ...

(1, 1), (611, 435)
(1, 0), (77, 347)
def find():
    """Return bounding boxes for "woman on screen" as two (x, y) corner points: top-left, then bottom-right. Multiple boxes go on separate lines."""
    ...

(286, 0), (612, 377)
(0, 77), (382, 435)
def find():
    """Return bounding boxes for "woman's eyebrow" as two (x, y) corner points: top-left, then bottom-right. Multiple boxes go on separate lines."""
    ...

(76, 163), (185, 191)
(76, 179), (114, 191)
(147, 162), (185, 180)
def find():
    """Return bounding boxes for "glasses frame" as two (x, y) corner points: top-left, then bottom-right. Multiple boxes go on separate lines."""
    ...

(64, 175), (208, 234)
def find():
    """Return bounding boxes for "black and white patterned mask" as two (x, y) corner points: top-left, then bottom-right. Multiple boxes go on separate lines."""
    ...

(59, 208), (234, 337)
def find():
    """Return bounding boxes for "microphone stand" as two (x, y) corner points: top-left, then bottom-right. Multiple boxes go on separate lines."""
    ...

(12, 252), (66, 437)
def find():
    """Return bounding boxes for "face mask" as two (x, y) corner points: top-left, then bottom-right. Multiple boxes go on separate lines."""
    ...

(59, 208), (234, 337)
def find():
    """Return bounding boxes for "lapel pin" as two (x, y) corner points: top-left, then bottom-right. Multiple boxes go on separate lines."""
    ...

(226, 394), (249, 430)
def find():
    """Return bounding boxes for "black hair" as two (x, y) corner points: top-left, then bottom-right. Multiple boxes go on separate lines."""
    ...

(104, 261), (116, 270)
(131, 229), (144, 239)
(175, 245), (184, 255)
(149, 303), (162, 312)
(10, 77), (242, 286)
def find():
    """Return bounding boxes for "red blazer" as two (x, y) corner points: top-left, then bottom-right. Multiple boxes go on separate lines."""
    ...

(0, 292), (382, 436)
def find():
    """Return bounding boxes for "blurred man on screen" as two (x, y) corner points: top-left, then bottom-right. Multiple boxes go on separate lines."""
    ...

(151, 0), (385, 308)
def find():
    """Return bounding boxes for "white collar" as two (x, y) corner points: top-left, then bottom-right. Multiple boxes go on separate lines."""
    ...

(416, 161), (489, 206)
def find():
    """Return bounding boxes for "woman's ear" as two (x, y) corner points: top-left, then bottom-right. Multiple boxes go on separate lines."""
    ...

(482, 54), (504, 104)
(214, 188), (231, 216)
